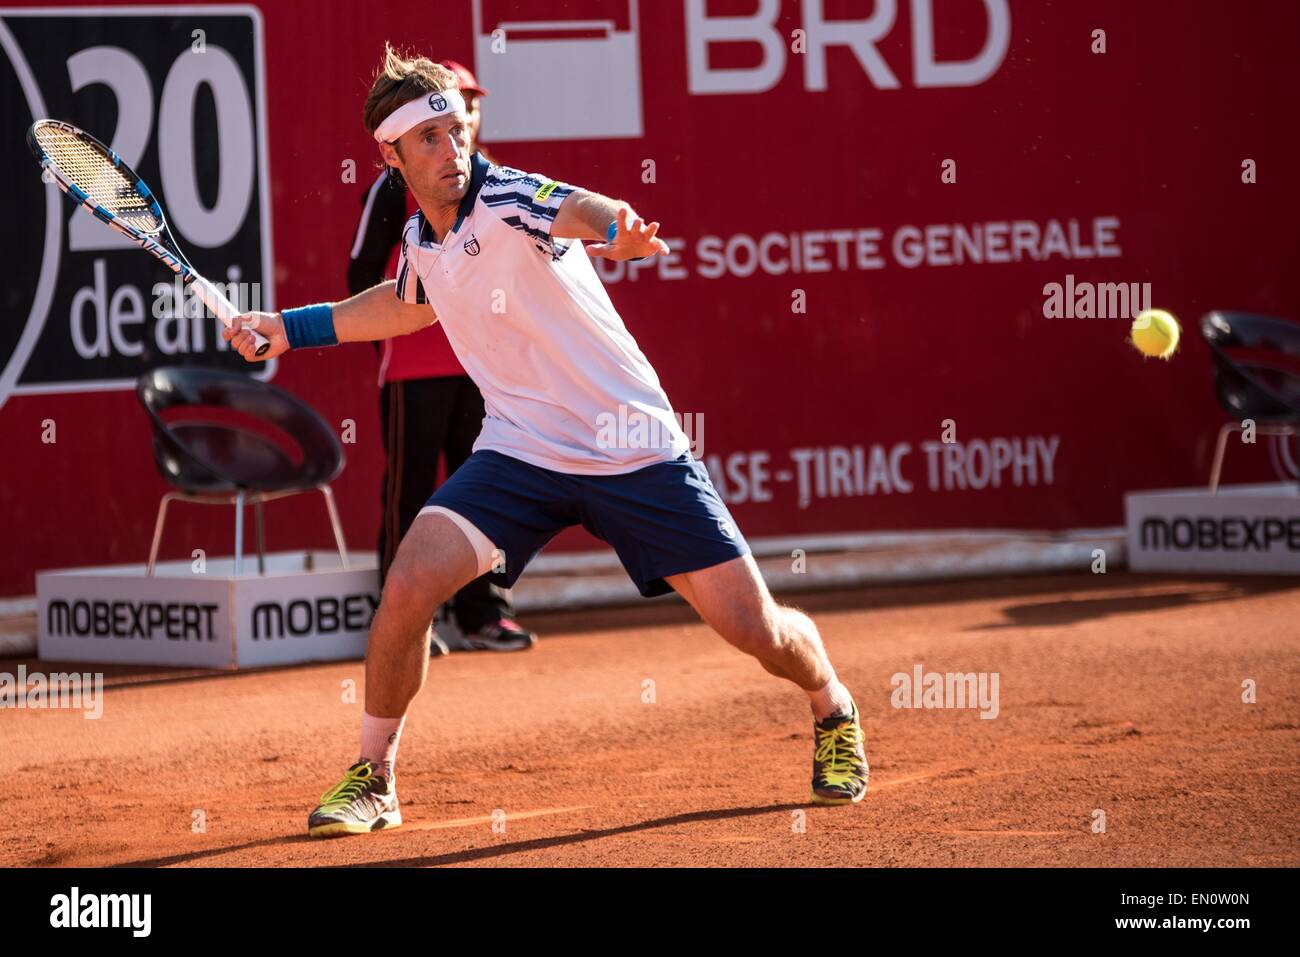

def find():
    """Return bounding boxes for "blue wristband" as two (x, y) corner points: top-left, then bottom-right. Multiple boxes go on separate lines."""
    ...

(281, 303), (337, 349)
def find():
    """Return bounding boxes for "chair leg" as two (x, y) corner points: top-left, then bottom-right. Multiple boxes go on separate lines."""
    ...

(234, 490), (246, 577)
(146, 493), (178, 576)
(319, 485), (350, 569)
(254, 498), (266, 576)
(1209, 423), (1237, 494)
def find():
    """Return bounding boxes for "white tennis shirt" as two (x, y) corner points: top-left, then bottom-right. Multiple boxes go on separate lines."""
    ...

(394, 152), (690, 475)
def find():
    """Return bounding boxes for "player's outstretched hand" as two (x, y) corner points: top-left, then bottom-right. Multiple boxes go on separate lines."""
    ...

(224, 312), (289, 362)
(586, 206), (670, 260)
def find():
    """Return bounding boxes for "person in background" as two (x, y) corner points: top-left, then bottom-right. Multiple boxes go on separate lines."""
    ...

(346, 60), (536, 655)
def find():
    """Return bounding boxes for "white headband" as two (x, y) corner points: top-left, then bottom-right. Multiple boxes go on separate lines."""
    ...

(374, 89), (467, 143)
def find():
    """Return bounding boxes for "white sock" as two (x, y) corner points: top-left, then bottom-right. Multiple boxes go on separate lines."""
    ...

(809, 678), (855, 721)
(359, 712), (406, 781)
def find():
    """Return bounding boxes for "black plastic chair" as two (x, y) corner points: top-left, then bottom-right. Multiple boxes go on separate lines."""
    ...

(137, 366), (348, 575)
(1200, 311), (1300, 491)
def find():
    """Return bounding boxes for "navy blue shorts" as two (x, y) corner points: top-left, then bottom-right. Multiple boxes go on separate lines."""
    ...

(425, 450), (750, 597)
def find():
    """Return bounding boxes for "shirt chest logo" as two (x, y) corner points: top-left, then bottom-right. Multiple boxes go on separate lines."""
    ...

(463, 234), (481, 256)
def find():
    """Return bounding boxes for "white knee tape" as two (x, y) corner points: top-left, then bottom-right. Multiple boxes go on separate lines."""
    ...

(418, 506), (499, 577)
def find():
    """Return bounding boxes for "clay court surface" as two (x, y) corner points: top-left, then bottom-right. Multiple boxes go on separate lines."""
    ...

(3, 571), (1298, 868)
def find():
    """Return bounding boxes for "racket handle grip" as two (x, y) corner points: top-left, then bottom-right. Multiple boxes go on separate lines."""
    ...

(190, 274), (273, 357)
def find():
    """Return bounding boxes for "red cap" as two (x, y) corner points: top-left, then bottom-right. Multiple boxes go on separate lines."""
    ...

(440, 60), (487, 97)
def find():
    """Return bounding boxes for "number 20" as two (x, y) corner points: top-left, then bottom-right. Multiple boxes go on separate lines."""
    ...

(66, 45), (255, 252)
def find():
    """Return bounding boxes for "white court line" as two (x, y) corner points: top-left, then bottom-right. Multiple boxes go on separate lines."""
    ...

(399, 805), (592, 832)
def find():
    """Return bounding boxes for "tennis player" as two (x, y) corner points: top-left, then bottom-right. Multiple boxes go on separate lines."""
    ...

(348, 59), (535, 656)
(225, 46), (868, 836)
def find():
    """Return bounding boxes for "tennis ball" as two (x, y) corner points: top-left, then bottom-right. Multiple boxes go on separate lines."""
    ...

(1130, 308), (1181, 360)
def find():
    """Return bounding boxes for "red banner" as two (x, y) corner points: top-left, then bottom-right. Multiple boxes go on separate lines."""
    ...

(2, 0), (1297, 595)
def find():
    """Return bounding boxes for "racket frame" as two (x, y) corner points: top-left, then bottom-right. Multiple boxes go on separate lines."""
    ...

(26, 119), (271, 356)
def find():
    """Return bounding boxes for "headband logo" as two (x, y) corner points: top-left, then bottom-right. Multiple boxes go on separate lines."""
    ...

(429, 93), (447, 112)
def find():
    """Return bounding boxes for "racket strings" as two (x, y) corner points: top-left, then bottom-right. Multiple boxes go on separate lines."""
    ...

(35, 127), (163, 233)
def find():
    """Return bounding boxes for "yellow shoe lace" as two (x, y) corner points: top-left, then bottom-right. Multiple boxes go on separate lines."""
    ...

(318, 764), (377, 811)
(815, 721), (865, 788)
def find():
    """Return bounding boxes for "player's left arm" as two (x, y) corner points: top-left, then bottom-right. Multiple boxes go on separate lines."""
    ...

(553, 189), (669, 260)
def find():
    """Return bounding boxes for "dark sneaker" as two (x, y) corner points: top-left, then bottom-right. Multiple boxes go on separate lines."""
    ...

(307, 760), (401, 837)
(444, 618), (537, 653)
(811, 698), (869, 805)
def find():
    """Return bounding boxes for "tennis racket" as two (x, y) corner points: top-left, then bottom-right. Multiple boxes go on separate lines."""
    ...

(26, 119), (271, 356)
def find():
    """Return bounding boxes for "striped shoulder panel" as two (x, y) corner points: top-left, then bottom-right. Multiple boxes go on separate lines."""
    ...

(395, 213), (427, 304)
(480, 166), (573, 220)
(395, 258), (427, 304)
(480, 165), (576, 259)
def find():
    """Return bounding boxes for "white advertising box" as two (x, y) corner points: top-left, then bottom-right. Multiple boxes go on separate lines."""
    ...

(473, 0), (643, 142)
(36, 552), (377, 669)
(1125, 483), (1300, 574)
